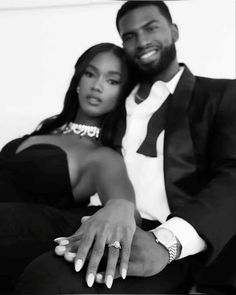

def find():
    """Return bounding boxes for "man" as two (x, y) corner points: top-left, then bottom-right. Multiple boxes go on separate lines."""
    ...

(16, 1), (236, 294)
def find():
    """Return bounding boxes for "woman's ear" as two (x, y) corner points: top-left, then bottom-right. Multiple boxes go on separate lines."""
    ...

(76, 87), (80, 94)
(171, 23), (179, 42)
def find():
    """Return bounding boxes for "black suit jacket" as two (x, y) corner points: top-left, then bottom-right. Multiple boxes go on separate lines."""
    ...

(114, 65), (236, 287)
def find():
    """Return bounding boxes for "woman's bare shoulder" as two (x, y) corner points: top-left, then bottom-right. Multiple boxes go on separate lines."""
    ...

(94, 146), (122, 159)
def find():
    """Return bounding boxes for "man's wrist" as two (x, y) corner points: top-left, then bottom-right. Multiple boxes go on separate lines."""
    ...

(160, 217), (207, 259)
(150, 228), (182, 263)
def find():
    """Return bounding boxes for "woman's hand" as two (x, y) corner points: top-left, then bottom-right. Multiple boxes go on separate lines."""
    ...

(54, 199), (136, 288)
(94, 226), (169, 283)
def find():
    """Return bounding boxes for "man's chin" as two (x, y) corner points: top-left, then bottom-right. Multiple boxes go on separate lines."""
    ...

(137, 62), (160, 76)
(137, 58), (157, 68)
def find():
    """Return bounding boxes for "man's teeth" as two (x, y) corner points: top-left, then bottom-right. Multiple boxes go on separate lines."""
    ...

(140, 50), (156, 60)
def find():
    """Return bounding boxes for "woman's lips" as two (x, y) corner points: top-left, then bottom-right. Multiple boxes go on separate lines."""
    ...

(86, 95), (102, 105)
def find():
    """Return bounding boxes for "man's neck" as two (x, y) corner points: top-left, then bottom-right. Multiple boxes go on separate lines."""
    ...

(136, 60), (179, 101)
(149, 60), (180, 84)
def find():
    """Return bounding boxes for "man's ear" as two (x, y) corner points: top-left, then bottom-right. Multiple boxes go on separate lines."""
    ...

(171, 23), (179, 42)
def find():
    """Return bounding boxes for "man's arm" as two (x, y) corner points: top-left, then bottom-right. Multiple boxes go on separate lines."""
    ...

(169, 80), (236, 263)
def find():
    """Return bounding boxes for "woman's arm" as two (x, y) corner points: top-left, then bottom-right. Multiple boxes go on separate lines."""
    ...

(92, 147), (135, 203)
(91, 147), (141, 223)
(55, 147), (140, 289)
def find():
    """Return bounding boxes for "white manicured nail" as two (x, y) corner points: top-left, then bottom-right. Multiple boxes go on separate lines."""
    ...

(59, 239), (69, 246)
(81, 216), (90, 223)
(55, 245), (66, 256)
(87, 273), (95, 287)
(106, 275), (113, 289)
(64, 252), (76, 262)
(54, 238), (69, 245)
(95, 273), (103, 283)
(121, 268), (127, 279)
(74, 259), (83, 272)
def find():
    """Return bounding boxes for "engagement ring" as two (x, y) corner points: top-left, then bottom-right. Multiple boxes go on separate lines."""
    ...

(108, 241), (122, 249)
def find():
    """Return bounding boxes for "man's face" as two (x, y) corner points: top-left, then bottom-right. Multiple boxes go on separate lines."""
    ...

(118, 5), (178, 76)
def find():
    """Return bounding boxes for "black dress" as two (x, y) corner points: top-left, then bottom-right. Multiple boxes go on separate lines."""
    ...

(0, 136), (99, 289)
(0, 135), (75, 206)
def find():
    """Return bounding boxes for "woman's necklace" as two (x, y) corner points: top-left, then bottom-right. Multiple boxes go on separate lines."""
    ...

(55, 122), (101, 139)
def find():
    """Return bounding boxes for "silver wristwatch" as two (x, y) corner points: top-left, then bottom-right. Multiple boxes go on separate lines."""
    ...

(150, 227), (180, 264)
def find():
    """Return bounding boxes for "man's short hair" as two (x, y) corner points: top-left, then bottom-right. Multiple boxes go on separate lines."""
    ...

(116, 1), (173, 32)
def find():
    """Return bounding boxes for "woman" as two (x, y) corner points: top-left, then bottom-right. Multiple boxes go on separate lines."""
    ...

(0, 43), (138, 291)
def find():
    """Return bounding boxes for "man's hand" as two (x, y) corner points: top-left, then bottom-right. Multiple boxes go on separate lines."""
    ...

(95, 226), (169, 285)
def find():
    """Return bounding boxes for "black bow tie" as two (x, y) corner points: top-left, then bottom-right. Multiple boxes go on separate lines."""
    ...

(137, 95), (170, 157)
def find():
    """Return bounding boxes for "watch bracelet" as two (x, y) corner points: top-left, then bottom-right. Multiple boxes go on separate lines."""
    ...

(168, 243), (178, 264)
(169, 237), (182, 263)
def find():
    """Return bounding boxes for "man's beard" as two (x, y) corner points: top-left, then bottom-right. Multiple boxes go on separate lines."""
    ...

(134, 42), (177, 80)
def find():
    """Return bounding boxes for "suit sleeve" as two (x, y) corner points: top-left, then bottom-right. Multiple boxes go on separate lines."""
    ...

(170, 80), (236, 264)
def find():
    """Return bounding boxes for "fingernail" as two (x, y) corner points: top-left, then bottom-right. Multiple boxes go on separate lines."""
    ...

(55, 245), (66, 256)
(106, 275), (113, 289)
(87, 273), (95, 287)
(74, 259), (83, 272)
(54, 238), (69, 245)
(64, 252), (76, 262)
(81, 216), (90, 223)
(96, 273), (103, 283)
(59, 240), (69, 246)
(121, 268), (127, 279)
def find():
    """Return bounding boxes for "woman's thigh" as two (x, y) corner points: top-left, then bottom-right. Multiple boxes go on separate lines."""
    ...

(16, 251), (192, 294)
(0, 203), (100, 278)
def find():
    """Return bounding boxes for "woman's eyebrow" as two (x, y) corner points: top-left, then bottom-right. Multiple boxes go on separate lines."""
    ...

(86, 64), (98, 72)
(87, 64), (121, 77)
(107, 71), (121, 77)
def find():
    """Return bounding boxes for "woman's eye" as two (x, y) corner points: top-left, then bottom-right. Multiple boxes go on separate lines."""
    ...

(108, 79), (120, 85)
(84, 71), (94, 78)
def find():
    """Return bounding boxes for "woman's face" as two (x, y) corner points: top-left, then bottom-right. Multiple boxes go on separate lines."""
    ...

(78, 51), (123, 118)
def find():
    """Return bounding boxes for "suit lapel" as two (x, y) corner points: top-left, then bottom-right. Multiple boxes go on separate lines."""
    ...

(164, 65), (198, 210)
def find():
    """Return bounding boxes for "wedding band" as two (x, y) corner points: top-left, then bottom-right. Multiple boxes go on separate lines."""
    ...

(107, 241), (121, 249)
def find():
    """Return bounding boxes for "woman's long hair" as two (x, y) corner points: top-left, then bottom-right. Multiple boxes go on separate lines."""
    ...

(32, 43), (136, 148)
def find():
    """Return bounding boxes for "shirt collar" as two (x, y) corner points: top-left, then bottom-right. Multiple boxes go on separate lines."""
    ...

(132, 65), (185, 97)
(164, 66), (184, 94)
(126, 66), (185, 114)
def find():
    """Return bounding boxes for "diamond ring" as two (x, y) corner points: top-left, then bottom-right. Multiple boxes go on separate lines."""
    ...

(107, 241), (122, 249)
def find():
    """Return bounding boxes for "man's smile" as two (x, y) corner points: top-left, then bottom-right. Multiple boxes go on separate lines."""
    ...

(136, 49), (160, 64)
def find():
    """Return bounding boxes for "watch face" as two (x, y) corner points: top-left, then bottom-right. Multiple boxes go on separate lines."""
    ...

(156, 228), (176, 247)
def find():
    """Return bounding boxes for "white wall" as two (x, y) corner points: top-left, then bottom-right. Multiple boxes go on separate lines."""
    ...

(0, 0), (235, 149)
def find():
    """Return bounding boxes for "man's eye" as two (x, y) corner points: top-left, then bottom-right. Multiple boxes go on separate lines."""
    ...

(146, 26), (158, 32)
(123, 35), (133, 42)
